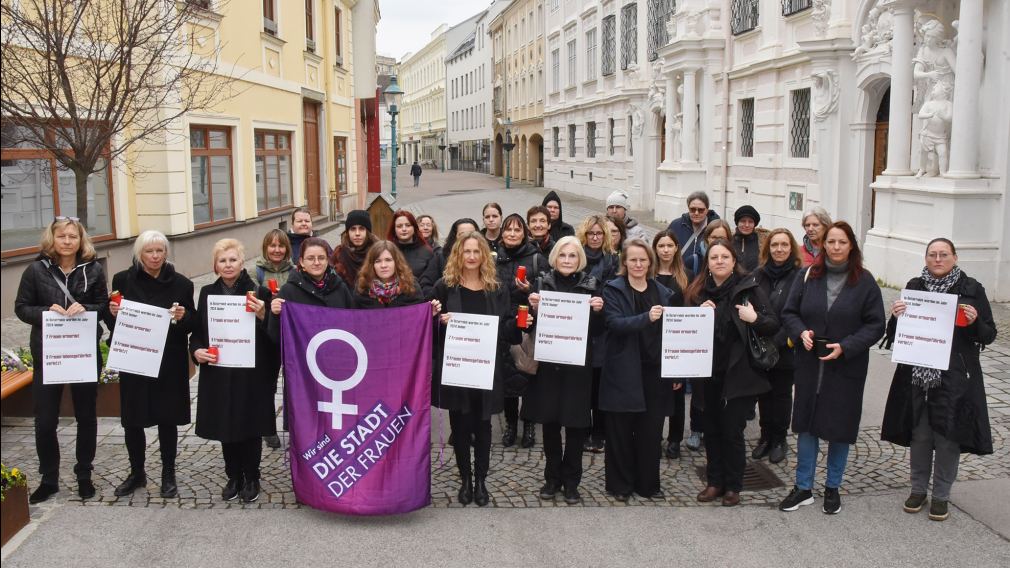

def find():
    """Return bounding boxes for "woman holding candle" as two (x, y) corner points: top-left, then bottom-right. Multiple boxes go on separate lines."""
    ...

(432, 232), (527, 506)
(268, 237), (355, 339)
(779, 221), (885, 515)
(880, 238), (995, 521)
(254, 228), (294, 448)
(15, 216), (108, 503)
(525, 236), (603, 504)
(191, 239), (274, 502)
(108, 230), (196, 499)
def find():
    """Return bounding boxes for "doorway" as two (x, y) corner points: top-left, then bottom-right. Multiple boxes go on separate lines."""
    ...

(871, 87), (890, 228)
(302, 101), (321, 215)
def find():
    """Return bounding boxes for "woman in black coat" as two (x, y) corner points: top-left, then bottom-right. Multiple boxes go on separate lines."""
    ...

(108, 230), (196, 499)
(751, 229), (802, 464)
(15, 217), (108, 503)
(600, 239), (680, 502)
(687, 240), (778, 507)
(354, 240), (442, 314)
(495, 214), (551, 448)
(422, 218), (479, 298)
(432, 232), (525, 507)
(191, 239), (275, 503)
(779, 221), (885, 515)
(524, 237), (603, 505)
(652, 230), (691, 460)
(268, 237), (355, 343)
(543, 190), (575, 242)
(388, 210), (435, 292)
(881, 238), (995, 522)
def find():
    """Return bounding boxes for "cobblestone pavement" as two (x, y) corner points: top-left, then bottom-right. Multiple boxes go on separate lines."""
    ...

(3, 169), (1010, 512)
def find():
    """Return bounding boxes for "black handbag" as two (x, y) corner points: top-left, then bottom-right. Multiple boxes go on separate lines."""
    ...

(743, 294), (779, 371)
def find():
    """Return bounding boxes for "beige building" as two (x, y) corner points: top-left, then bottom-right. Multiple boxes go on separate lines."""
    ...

(490, 0), (545, 186)
(399, 26), (448, 166)
(0, 1), (378, 315)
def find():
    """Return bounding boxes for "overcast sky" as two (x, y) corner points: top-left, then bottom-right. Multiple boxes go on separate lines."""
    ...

(376, 0), (490, 60)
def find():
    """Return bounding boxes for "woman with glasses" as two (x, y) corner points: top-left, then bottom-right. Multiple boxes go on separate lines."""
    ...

(268, 237), (355, 331)
(15, 216), (109, 503)
(108, 230), (196, 500)
(881, 238), (995, 522)
(667, 191), (721, 275)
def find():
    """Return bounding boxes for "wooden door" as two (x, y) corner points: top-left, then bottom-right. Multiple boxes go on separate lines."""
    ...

(303, 101), (321, 216)
(871, 121), (888, 228)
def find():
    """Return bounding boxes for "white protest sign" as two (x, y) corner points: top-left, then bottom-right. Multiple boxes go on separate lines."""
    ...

(206, 295), (256, 368)
(661, 307), (714, 378)
(106, 299), (172, 378)
(441, 313), (499, 390)
(534, 291), (591, 366)
(891, 289), (957, 371)
(41, 311), (99, 384)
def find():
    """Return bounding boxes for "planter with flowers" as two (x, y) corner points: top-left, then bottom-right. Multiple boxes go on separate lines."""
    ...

(1, 463), (29, 546)
(1, 345), (120, 417)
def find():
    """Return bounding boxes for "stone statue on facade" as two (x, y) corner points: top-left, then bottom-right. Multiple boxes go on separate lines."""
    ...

(913, 15), (956, 111)
(812, 69), (839, 121)
(915, 82), (953, 178)
(852, 4), (894, 59)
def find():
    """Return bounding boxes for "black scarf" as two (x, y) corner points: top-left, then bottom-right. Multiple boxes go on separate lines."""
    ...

(335, 243), (368, 285)
(762, 260), (795, 282)
(584, 246), (603, 267)
(703, 272), (740, 343)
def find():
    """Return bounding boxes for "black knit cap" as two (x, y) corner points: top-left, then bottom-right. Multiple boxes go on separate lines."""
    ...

(345, 209), (372, 232)
(734, 205), (760, 225)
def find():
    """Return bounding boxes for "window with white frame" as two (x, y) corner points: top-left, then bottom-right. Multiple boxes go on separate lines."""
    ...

(567, 39), (577, 87)
(790, 88), (811, 158)
(551, 48), (560, 92)
(731, 0), (759, 35)
(601, 15), (616, 76)
(620, 3), (637, 70)
(585, 28), (598, 81)
(647, 0), (675, 61)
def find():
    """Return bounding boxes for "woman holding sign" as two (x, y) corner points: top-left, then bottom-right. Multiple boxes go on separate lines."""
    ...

(686, 240), (778, 507)
(525, 236), (603, 505)
(432, 232), (527, 507)
(108, 230), (196, 499)
(191, 239), (275, 503)
(779, 221), (885, 515)
(881, 238), (995, 521)
(600, 239), (680, 502)
(15, 217), (108, 503)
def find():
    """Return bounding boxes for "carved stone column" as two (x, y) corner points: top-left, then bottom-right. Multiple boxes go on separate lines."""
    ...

(947, 0), (983, 178)
(665, 76), (675, 163)
(884, 1), (914, 176)
(682, 68), (699, 163)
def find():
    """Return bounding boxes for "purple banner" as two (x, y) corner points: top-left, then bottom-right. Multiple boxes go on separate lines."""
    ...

(280, 302), (432, 515)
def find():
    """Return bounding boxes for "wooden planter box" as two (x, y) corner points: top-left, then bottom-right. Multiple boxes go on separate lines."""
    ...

(1, 484), (30, 547)
(60, 382), (121, 417)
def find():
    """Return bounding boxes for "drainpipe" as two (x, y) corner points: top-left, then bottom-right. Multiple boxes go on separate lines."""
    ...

(720, 0), (733, 219)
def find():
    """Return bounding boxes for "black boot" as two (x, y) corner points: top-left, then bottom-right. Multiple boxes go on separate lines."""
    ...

(114, 471), (147, 497)
(502, 422), (517, 447)
(751, 436), (771, 460)
(222, 476), (242, 501)
(520, 422), (536, 449)
(473, 476), (490, 507)
(161, 468), (178, 498)
(457, 473), (473, 505)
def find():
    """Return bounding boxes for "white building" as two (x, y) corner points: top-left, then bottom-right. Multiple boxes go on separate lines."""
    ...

(542, 0), (673, 207)
(446, 1), (509, 173)
(400, 26), (448, 166)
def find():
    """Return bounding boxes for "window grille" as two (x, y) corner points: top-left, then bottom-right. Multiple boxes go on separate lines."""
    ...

(781, 0), (811, 16)
(647, 0), (676, 62)
(730, 0), (759, 35)
(568, 124), (577, 158)
(608, 118), (615, 155)
(587, 122), (597, 158)
(553, 127), (560, 158)
(620, 4), (637, 70)
(739, 98), (754, 157)
(601, 16), (616, 76)
(790, 88), (811, 158)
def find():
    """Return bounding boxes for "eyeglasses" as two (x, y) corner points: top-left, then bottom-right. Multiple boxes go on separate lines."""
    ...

(927, 252), (952, 260)
(689, 207), (707, 214)
(53, 216), (80, 223)
(587, 231), (605, 238)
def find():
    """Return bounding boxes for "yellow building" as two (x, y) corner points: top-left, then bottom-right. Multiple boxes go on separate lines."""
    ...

(490, 0), (545, 186)
(0, 1), (379, 314)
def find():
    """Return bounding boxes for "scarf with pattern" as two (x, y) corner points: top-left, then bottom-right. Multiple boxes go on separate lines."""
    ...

(910, 265), (962, 390)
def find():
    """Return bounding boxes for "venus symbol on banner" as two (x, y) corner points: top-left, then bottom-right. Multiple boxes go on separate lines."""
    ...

(305, 329), (369, 429)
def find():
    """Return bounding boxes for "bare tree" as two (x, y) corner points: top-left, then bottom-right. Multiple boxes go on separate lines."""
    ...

(1, 0), (232, 225)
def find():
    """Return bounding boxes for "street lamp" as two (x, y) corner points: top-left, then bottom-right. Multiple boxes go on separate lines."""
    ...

(383, 76), (404, 200)
(438, 136), (446, 173)
(502, 126), (516, 189)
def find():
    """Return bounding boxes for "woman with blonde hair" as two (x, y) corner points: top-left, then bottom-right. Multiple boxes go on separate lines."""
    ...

(108, 230), (196, 499)
(191, 239), (275, 502)
(431, 232), (527, 506)
(254, 229), (295, 290)
(15, 217), (108, 503)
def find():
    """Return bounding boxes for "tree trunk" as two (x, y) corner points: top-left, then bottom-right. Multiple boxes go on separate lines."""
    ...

(74, 166), (90, 225)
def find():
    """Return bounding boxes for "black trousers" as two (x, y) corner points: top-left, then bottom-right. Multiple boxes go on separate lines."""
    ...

(703, 381), (755, 493)
(124, 424), (178, 474)
(666, 387), (686, 443)
(449, 411), (492, 479)
(757, 367), (794, 442)
(589, 367), (606, 442)
(33, 381), (97, 485)
(542, 422), (587, 489)
(222, 438), (263, 481)
(604, 406), (666, 497)
(690, 380), (705, 434)
(504, 396), (532, 428)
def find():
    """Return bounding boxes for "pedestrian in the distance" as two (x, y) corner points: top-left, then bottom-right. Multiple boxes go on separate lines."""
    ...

(880, 238), (995, 522)
(778, 221), (885, 515)
(15, 217), (108, 503)
(192, 239), (275, 503)
(410, 160), (423, 187)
